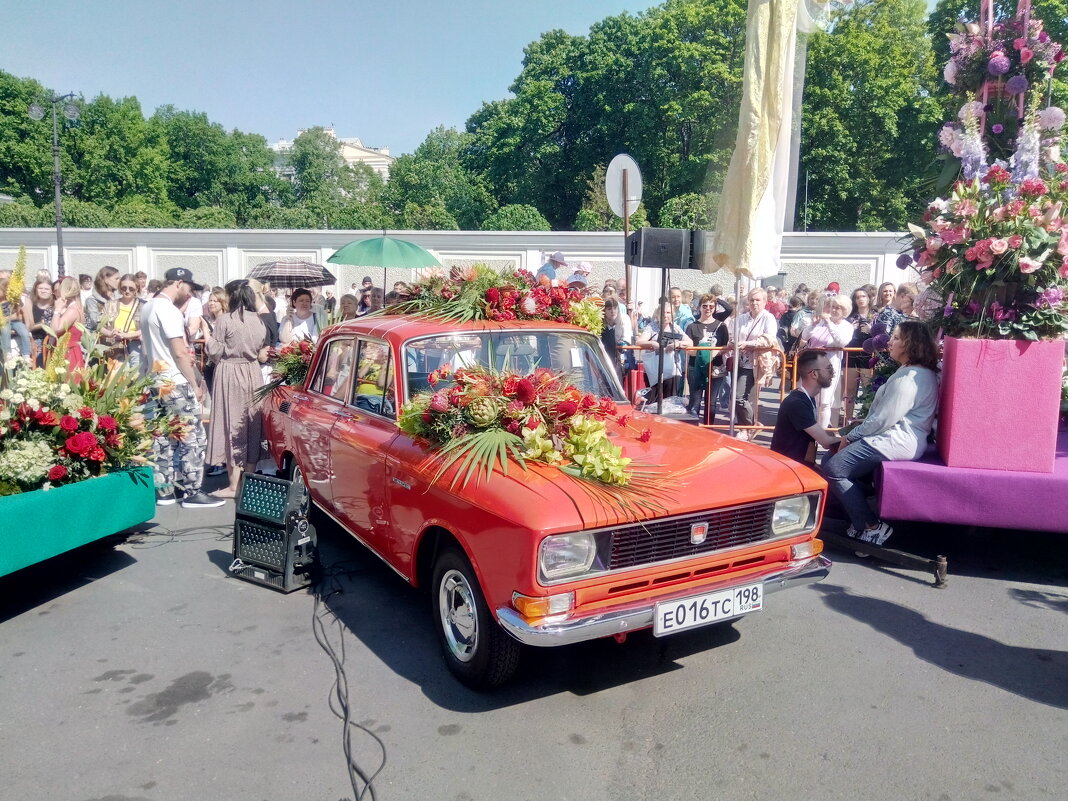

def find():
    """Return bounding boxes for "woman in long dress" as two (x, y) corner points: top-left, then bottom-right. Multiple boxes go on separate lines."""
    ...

(205, 281), (267, 499)
(51, 276), (85, 372)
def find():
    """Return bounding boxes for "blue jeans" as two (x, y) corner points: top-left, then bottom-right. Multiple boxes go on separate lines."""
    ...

(822, 439), (886, 531)
(10, 321), (31, 357)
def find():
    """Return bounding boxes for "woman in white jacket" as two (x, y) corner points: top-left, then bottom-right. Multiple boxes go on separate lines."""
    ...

(823, 320), (939, 547)
(800, 294), (854, 427)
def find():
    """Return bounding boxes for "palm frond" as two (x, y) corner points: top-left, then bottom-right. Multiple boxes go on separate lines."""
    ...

(433, 428), (527, 488)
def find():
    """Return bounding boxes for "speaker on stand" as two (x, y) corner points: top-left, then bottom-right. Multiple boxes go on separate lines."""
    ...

(229, 472), (318, 592)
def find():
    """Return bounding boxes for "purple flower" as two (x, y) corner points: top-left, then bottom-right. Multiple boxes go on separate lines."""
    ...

(965, 300), (981, 316)
(872, 333), (890, 350)
(1038, 287), (1066, 307)
(992, 123), (1005, 134)
(1006, 75), (1030, 94)
(896, 252), (914, 269)
(988, 54), (1012, 75)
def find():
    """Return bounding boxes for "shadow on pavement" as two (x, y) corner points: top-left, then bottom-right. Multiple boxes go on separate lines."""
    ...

(814, 583), (1068, 709)
(312, 520), (744, 711)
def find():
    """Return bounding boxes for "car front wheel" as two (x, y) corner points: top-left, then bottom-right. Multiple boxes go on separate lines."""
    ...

(431, 547), (521, 689)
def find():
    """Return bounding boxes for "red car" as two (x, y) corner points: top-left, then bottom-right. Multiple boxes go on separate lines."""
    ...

(263, 316), (830, 688)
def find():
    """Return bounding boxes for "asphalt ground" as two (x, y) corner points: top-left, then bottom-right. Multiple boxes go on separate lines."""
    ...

(1, 456), (1066, 801)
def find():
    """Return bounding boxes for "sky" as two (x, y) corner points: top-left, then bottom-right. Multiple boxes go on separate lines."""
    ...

(3, 0), (656, 156)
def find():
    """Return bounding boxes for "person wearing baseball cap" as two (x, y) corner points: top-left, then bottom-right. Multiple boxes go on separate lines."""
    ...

(566, 272), (589, 293)
(140, 268), (223, 509)
(535, 251), (568, 283)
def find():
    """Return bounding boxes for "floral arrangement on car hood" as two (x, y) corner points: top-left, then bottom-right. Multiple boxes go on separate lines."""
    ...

(0, 348), (159, 495)
(252, 338), (315, 403)
(900, 6), (1068, 341)
(387, 264), (604, 335)
(399, 364), (663, 510)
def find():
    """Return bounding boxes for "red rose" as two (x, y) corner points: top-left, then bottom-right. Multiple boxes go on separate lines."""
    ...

(65, 431), (99, 456)
(87, 446), (106, 462)
(555, 400), (579, 417)
(639, 429), (652, 443)
(47, 465), (68, 481)
(35, 410), (58, 427)
(78, 406), (96, 420)
(59, 415), (79, 432)
(96, 415), (118, 431)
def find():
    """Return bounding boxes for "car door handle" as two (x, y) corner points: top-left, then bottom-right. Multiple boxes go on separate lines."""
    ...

(292, 393), (311, 402)
(332, 408), (359, 420)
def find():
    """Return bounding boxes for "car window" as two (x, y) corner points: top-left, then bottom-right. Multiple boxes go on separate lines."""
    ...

(310, 338), (354, 400)
(404, 331), (625, 401)
(351, 338), (395, 419)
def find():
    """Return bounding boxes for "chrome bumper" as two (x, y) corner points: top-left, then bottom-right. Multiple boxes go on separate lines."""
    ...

(496, 554), (832, 647)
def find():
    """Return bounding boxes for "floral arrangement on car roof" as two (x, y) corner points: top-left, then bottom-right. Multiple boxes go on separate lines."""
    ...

(387, 264), (604, 335)
(0, 342), (160, 495)
(900, 7), (1068, 341)
(252, 338), (315, 403)
(398, 364), (663, 510)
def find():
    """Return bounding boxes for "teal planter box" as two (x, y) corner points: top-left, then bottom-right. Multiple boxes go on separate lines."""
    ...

(0, 467), (155, 577)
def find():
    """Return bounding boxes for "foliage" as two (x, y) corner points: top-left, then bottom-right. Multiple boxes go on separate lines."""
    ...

(0, 345), (160, 493)
(110, 197), (177, 228)
(41, 197), (114, 228)
(799, 0), (944, 231)
(901, 8), (1068, 341)
(0, 198), (43, 227)
(572, 164), (650, 231)
(382, 126), (496, 230)
(481, 204), (551, 231)
(177, 206), (237, 229)
(387, 263), (603, 334)
(398, 364), (648, 490)
(658, 192), (718, 229)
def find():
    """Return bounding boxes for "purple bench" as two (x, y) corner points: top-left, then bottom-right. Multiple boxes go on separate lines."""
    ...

(877, 431), (1068, 534)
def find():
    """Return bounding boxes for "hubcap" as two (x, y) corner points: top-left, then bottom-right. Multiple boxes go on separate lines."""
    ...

(292, 464), (310, 515)
(439, 569), (478, 663)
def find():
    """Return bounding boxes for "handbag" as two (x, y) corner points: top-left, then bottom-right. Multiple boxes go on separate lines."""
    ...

(734, 397), (755, 426)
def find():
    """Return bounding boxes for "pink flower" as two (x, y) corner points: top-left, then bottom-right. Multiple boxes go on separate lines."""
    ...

(520, 294), (537, 315)
(965, 247), (978, 261)
(1014, 37), (1027, 50)
(954, 199), (978, 216)
(429, 391), (450, 412)
(976, 259), (993, 271)
(1021, 47), (1034, 63)
(925, 236), (943, 253)
(1060, 261), (1068, 279)
(47, 465), (68, 481)
(1019, 257), (1043, 274)
(1008, 234), (1024, 249)
(989, 238), (1008, 254)
(940, 227), (967, 245)
(917, 251), (935, 268)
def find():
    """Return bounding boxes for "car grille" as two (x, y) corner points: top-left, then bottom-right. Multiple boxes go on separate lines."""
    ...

(606, 502), (775, 570)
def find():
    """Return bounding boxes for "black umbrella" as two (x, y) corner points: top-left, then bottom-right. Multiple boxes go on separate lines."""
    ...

(248, 260), (336, 289)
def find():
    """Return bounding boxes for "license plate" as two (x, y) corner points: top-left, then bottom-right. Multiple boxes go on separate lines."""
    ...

(653, 583), (763, 636)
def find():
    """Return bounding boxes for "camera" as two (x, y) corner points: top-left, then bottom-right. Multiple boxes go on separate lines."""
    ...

(658, 330), (683, 344)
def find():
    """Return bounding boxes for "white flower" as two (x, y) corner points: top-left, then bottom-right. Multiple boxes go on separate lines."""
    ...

(944, 60), (958, 85)
(958, 101), (984, 122)
(0, 389), (12, 401)
(929, 197), (950, 213)
(0, 440), (53, 485)
(1038, 106), (1066, 131)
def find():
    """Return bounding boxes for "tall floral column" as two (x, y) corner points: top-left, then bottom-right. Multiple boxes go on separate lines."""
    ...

(901, 4), (1068, 472)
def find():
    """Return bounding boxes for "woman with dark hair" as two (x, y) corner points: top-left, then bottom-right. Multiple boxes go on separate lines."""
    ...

(279, 287), (319, 343)
(205, 280), (267, 499)
(84, 265), (120, 333)
(844, 285), (876, 420)
(23, 278), (55, 367)
(685, 293), (731, 420)
(823, 320), (939, 547)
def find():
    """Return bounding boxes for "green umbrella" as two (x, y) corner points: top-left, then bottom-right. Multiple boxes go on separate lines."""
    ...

(328, 235), (441, 270)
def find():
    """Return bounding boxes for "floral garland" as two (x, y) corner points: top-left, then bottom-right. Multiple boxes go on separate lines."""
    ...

(387, 264), (604, 335)
(251, 339), (315, 403)
(0, 351), (159, 495)
(399, 365), (658, 504)
(901, 10), (1068, 341)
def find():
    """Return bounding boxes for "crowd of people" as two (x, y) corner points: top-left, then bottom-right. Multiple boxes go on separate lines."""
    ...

(1, 254), (939, 544)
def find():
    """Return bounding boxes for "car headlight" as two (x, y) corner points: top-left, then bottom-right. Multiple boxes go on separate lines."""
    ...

(539, 531), (596, 580)
(771, 494), (816, 537)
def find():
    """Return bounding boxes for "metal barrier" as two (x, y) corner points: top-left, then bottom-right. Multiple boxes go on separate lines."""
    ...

(680, 344), (789, 433)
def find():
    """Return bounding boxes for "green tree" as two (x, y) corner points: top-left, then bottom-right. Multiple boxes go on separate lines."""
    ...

(798, 0), (943, 230)
(110, 197), (177, 227)
(40, 197), (113, 228)
(572, 164), (649, 230)
(481, 204), (552, 231)
(0, 197), (44, 227)
(382, 126), (496, 230)
(177, 206), (238, 229)
(0, 71), (55, 203)
(658, 192), (718, 228)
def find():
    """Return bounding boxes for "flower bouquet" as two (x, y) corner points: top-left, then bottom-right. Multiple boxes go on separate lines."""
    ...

(252, 338), (315, 403)
(901, 8), (1068, 341)
(387, 264), (604, 335)
(0, 348), (159, 495)
(398, 364), (663, 511)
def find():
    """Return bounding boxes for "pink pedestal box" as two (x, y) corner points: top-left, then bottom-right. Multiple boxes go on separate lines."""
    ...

(937, 337), (1065, 473)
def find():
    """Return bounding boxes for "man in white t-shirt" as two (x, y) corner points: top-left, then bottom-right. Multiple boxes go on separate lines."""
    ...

(140, 268), (224, 509)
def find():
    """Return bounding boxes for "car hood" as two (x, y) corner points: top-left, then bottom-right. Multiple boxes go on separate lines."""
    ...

(396, 411), (824, 535)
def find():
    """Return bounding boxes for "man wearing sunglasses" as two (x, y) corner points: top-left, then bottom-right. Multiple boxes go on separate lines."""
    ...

(770, 348), (842, 465)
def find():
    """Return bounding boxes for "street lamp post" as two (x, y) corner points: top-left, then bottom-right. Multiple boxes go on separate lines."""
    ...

(28, 93), (79, 280)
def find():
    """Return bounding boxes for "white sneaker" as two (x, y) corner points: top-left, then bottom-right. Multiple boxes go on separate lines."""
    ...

(846, 525), (860, 539)
(735, 430), (749, 441)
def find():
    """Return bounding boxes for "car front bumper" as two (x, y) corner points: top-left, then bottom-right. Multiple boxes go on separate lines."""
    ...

(496, 554), (832, 647)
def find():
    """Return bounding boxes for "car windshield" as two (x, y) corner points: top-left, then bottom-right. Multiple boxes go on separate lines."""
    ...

(404, 330), (626, 401)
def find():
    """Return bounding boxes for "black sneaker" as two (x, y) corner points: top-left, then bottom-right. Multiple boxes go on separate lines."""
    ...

(180, 491), (226, 509)
(156, 489), (176, 506)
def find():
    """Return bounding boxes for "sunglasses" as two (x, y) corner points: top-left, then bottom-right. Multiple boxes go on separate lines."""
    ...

(120, 284), (137, 291)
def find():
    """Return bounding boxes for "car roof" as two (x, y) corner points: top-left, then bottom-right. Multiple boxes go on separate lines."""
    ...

(319, 314), (590, 349)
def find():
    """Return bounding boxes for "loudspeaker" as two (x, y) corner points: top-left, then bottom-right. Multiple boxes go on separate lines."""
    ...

(230, 472), (318, 593)
(625, 228), (691, 270)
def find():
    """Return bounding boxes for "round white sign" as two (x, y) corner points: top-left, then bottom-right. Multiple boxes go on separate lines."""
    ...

(605, 153), (643, 218)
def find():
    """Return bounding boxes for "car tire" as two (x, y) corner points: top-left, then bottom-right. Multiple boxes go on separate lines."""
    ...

(431, 546), (521, 690)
